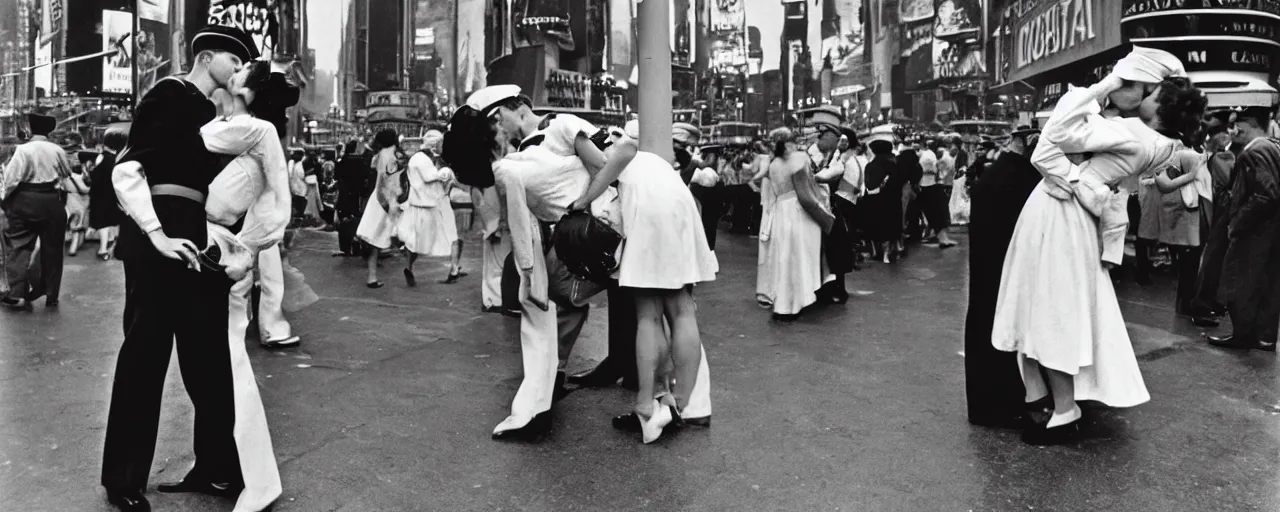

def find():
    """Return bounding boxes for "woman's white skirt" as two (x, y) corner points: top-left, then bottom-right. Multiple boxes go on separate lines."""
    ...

(991, 183), (1150, 407)
(356, 199), (400, 250)
(762, 194), (827, 315)
(615, 166), (719, 289)
(396, 203), (457, 256)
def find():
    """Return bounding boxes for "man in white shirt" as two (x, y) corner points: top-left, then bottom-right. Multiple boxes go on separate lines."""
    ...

(1, 113), (71, 309)
(920, 141), (958, 247)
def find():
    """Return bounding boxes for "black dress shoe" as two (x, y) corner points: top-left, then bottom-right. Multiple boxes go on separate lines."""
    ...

(1021, 420), (1084, 446)
(106, 488), (150, 512)
(492, 410), (552, 441)
(567, 360), (622, 388)
(1190, 316), (1219, 328)
(1207, 334), (1274, 351)
(157, 476), (241, 498)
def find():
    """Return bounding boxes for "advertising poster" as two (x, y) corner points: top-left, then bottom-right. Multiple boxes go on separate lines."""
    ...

(138, 17), (171, 97)
(207, 0), (280, 58)
(512, 0), (574, 51)
(931, 0), (984, 80)
(899, 0), (934, 24)
(608, 0), (633, 79)
(103, 10), (134, 95)
(822, 0), (864, 77)
(34, 41), (52, 97)
(672, 0), (694, 66)
(39, 0), (67, 95)
(456, 0), (487, 98)
(709, 0), (746, 72)
(139, 0), (170, 23)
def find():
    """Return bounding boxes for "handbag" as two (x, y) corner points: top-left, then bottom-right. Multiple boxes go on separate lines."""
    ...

(551, 209), (624, 284)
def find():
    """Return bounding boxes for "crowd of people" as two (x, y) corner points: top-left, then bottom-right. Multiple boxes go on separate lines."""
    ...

(3, 26), (1280, 510)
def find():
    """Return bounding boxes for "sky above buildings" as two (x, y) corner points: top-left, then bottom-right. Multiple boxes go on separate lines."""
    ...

(307, 0), (347, 72)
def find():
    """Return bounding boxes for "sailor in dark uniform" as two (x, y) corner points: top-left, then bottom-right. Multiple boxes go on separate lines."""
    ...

(100, 25), (258, 512)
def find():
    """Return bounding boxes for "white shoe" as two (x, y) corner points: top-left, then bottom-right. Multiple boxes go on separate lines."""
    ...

(261, 335), (300, 348)
(639, 399), (673, 444)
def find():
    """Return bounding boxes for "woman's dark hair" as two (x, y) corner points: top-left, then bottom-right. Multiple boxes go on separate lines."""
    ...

(768, 127), (793, 158)
(373, 129), (399, 149)
(441, 106), (497, 188)
(869, 139), (894, 155)
(343, 140), (358, 155)
(240, 60), (300, 138)
(1154, 76), (1208, 147)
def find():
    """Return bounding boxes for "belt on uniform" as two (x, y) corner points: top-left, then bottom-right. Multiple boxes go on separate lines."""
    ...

(150, 184), (205, 203)
(14, 181), (59, 192)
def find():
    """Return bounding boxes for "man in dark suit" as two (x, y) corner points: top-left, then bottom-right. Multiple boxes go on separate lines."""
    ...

(1209, 107), (1280, 352)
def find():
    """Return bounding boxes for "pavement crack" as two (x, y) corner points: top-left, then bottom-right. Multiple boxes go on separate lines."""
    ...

(276, 421), (368, 468)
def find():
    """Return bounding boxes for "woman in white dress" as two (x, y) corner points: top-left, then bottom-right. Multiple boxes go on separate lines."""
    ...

(355, 130), (403, 288)
(396, 147), (458, 286)
(991, 47), (1206, 445)
(183, 60), (299, 512)
(579, 128), (719, 443)
(760, 128), (835, 320)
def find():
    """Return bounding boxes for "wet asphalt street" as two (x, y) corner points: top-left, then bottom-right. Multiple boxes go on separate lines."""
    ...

(1, 227), (1278, 511)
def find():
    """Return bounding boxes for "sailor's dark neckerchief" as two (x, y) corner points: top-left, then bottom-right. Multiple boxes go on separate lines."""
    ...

(518, 113), (611, 152)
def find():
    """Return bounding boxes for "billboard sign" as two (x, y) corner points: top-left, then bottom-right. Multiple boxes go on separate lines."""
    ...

(207, 0), (280, 57)
(139, 0), (170, 23)
(822, 0), (865, 77)
(932, 0), (985, 81)
(709, 0), (746, 72)
(103, 10), (134, 95)
(34, 42), (53, 97)
(1009, 0), (1123, 82)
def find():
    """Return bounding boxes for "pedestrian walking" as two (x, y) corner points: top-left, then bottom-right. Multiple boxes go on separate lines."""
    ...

(0, 113), (71, 310)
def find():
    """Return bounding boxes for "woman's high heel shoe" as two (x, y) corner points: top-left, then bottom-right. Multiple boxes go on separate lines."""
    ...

(638, 399), (674, 444)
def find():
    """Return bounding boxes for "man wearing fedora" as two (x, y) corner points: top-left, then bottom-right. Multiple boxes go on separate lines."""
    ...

(805, 107), (856, 303)
(101, 25), (260, 512)
(0, 112), (72, 310)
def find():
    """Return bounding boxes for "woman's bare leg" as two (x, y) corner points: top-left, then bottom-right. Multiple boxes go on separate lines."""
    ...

(633, 291), (666, 417)
(450, 241), (464, 274)
(365, 248), (380, 284)
(663, 287), (703, 410)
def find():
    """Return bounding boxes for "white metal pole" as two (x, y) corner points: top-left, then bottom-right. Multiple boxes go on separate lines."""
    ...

(637, 0), (674, 161)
